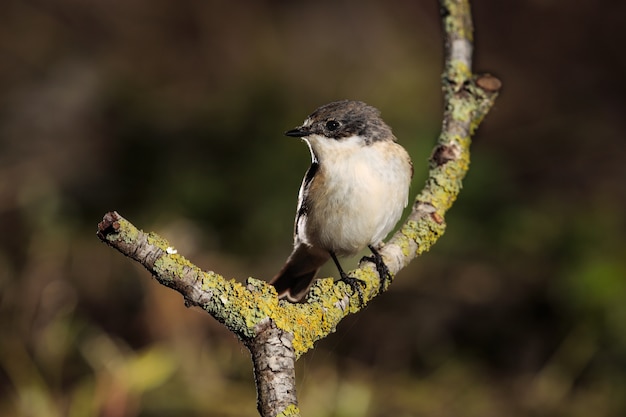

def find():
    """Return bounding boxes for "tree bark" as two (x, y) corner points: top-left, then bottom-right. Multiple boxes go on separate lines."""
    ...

(248, 320), (299, 417)
(96, 1), (500, 415)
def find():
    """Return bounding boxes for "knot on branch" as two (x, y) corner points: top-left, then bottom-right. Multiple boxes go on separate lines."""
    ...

(97, 211), (122, 240)
(431, 143), (462, 166)
(476, 73), (502, 93)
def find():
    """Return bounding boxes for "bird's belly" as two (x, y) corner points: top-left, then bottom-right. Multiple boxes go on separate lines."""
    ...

(305, 157), (407, 256)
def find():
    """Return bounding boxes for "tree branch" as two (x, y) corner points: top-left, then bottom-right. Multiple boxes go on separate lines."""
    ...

(96, 1), (500, 415)
(248, 320), (298, 417)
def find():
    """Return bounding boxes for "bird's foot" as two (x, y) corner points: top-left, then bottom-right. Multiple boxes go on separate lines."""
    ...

(330, 251), (365, 305)
(361, 245), (393, 293)
(339, 271), (365, 306)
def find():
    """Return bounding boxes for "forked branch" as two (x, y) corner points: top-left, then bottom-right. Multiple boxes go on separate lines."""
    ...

(97, 1), (500, 415)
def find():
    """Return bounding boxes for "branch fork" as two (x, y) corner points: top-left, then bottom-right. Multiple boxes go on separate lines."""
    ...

(97, 1), (500, 415)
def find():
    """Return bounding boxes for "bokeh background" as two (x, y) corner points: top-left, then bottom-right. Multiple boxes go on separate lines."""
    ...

(1, 0), (625, 416)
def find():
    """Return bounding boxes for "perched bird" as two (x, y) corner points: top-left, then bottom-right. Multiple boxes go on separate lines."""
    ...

(270, 100), (413, 302)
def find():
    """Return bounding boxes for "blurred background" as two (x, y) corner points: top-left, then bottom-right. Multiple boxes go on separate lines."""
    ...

(1, 0), (625, 416)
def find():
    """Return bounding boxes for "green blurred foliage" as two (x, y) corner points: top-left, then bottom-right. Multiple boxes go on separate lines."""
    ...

(1, 0), (625, 416)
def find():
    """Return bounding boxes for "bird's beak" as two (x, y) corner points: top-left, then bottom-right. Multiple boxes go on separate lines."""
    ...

(285, 127), (309, 137)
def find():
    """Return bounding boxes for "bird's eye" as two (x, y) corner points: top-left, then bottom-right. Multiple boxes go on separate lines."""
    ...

(325, 120), (340, 131)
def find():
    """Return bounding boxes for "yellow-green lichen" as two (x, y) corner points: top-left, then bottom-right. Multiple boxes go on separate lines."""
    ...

(105, 217), (140, 245)
(276, 303), (323, 354)
(441, 0), (474, 42)
(276, 404), (301, 417)
(197, 277), (259, 339)
(414, 220), (446, 256)
(450, 97), (474, 123)
(402, 220), (421, 243)
(145, 231), (171, 249)
(449, 61), (472, 82)
(200, 272), (220, 292)
(398, 233), (414, 258)
(153, 253), (197, 283)
(266, 276), (370, 356)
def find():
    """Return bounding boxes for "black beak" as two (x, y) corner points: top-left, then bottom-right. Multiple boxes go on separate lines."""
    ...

(285, 127), (309, 137)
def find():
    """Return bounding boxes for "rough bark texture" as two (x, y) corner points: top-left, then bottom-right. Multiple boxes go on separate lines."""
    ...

(96, 1), (500, 415)
(248, 320), (298, 417)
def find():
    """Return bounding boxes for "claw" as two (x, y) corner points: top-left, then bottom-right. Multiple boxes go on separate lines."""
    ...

(330, 251), (365, 305)
(339, 274), (365, 305)
(361, 245), (392, 293)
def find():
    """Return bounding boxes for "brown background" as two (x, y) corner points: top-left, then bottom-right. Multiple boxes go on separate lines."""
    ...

(1, 0), (624, 416)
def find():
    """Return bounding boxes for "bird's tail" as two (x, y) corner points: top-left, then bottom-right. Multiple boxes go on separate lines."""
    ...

(270, 244), (329, 302)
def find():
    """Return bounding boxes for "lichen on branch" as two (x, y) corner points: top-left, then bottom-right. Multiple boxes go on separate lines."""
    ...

(97, 1), (500, 415)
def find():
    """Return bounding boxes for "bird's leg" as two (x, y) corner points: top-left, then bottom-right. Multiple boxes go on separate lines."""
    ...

(361, 245), (392, 293)
(330, 251), (364, 304)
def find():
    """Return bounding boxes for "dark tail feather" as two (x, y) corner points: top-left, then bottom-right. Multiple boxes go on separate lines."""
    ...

(270, 245), (329, 302)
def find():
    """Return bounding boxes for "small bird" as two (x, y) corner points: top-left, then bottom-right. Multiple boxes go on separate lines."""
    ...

(270, 100), (413, 302)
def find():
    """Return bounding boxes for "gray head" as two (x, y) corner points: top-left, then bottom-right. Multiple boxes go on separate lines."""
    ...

(285, 100), (395, 144)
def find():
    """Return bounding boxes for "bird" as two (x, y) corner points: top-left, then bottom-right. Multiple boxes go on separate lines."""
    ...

(270, 100), (413, 302)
